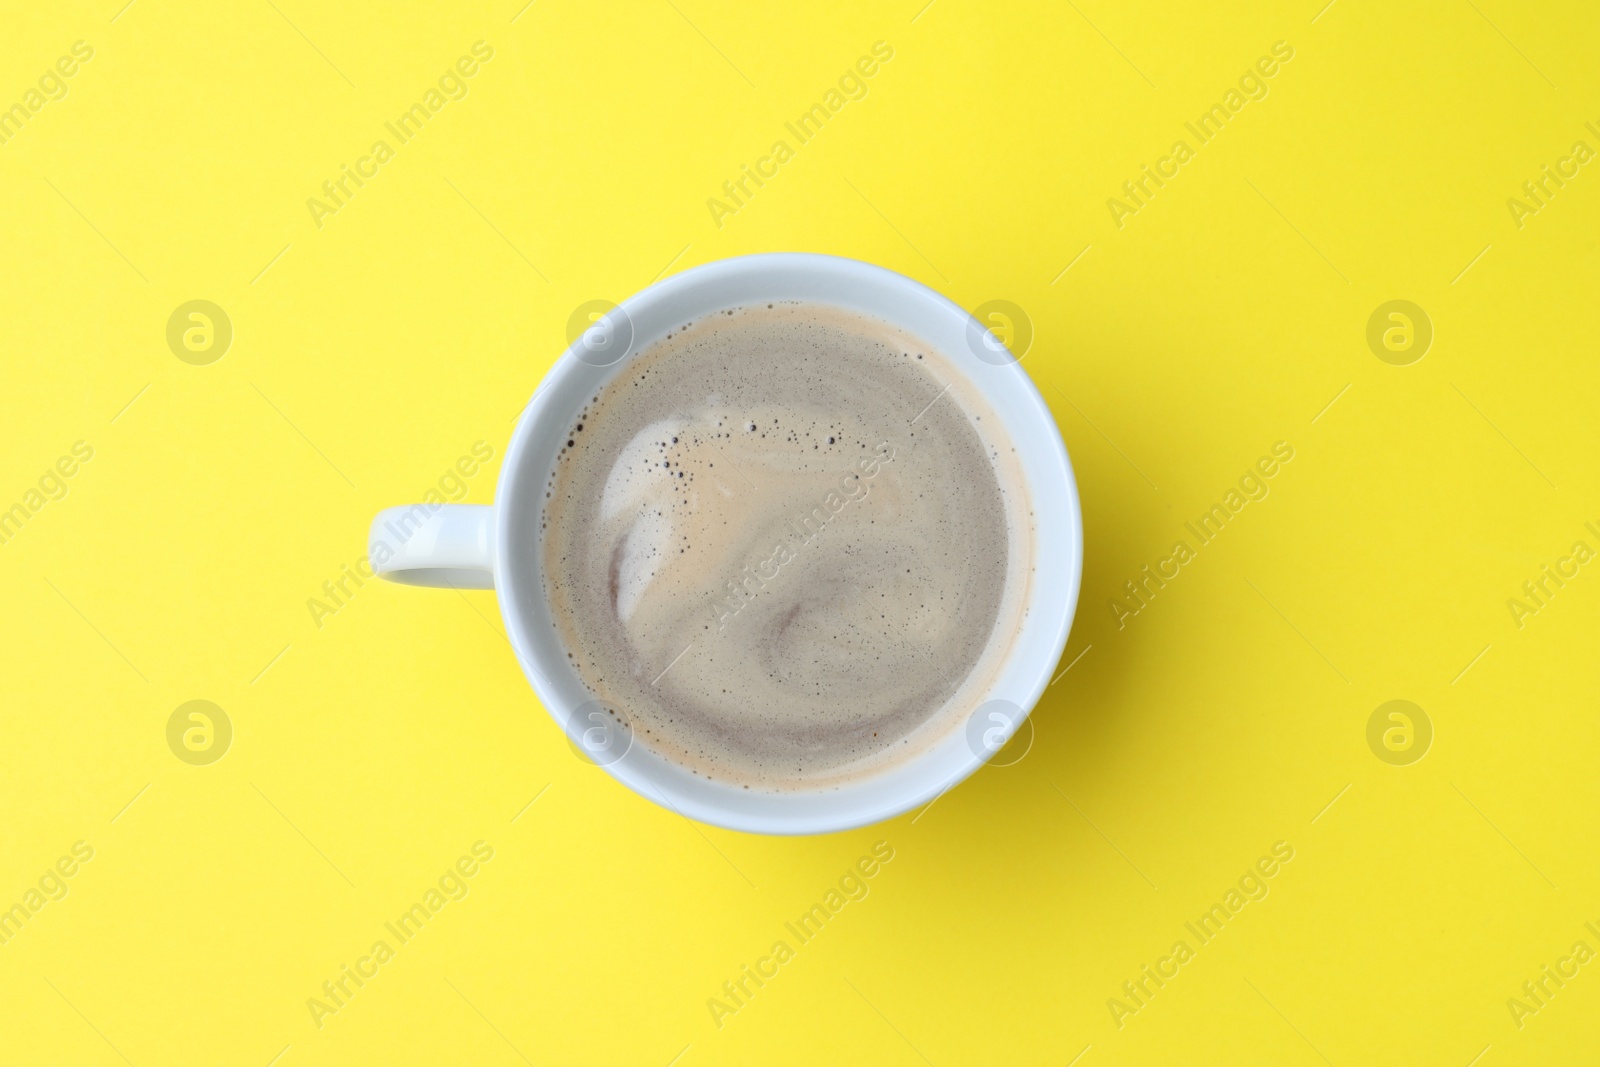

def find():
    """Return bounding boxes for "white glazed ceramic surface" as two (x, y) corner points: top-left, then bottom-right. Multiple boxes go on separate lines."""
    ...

(369, 253), (1082, 834)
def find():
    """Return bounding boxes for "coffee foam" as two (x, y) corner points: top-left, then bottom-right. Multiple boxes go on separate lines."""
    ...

(539, 302), (1032, 790)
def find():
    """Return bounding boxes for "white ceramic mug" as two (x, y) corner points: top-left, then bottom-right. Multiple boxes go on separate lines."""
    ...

(369, 253), (1082, 834)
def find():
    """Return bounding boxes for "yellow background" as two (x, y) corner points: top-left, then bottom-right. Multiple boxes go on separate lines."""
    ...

(3, 0), (1598, 1063)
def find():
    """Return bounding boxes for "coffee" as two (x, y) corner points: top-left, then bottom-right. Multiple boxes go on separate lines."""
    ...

(539, 302), (1031, 789)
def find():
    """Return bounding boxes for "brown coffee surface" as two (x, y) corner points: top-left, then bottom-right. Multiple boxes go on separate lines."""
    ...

(540, 302), (1030, 790)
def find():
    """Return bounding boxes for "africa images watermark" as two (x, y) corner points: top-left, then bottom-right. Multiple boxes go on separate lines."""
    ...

(1505, 121), (1600, 231)
(706, 841), (896, 1029)
(1109, 441), (1295, 629)
(1367, 700), (1431, 766)
(167, 300), (233, 366)
(1, 440), (94, 549)
(1107, 840), (1295, 1029)
(1504, 520), (1599, 630)
(306, 41), (496, 230)
(707, 441), (897, 631)
(307, 440), (494, 629)
(1504, 919), (1600, 1031)
(706, 41), (896, 229)
(306, 840), (495, 1029)
(0, 40), (94, 148)
(0, 841), (95, 948)
(167, 700), (233, 766)
(1106, 41), (1295, 229)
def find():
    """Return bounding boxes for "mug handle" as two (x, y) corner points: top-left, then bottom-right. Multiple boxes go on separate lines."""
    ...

(368, 504), (495, 589)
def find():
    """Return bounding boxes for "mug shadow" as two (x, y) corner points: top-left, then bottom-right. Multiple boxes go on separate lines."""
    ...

(883, 342), (1172, 857)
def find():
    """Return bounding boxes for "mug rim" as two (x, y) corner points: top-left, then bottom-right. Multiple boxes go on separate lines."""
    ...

(494, 252), (1082, 834)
